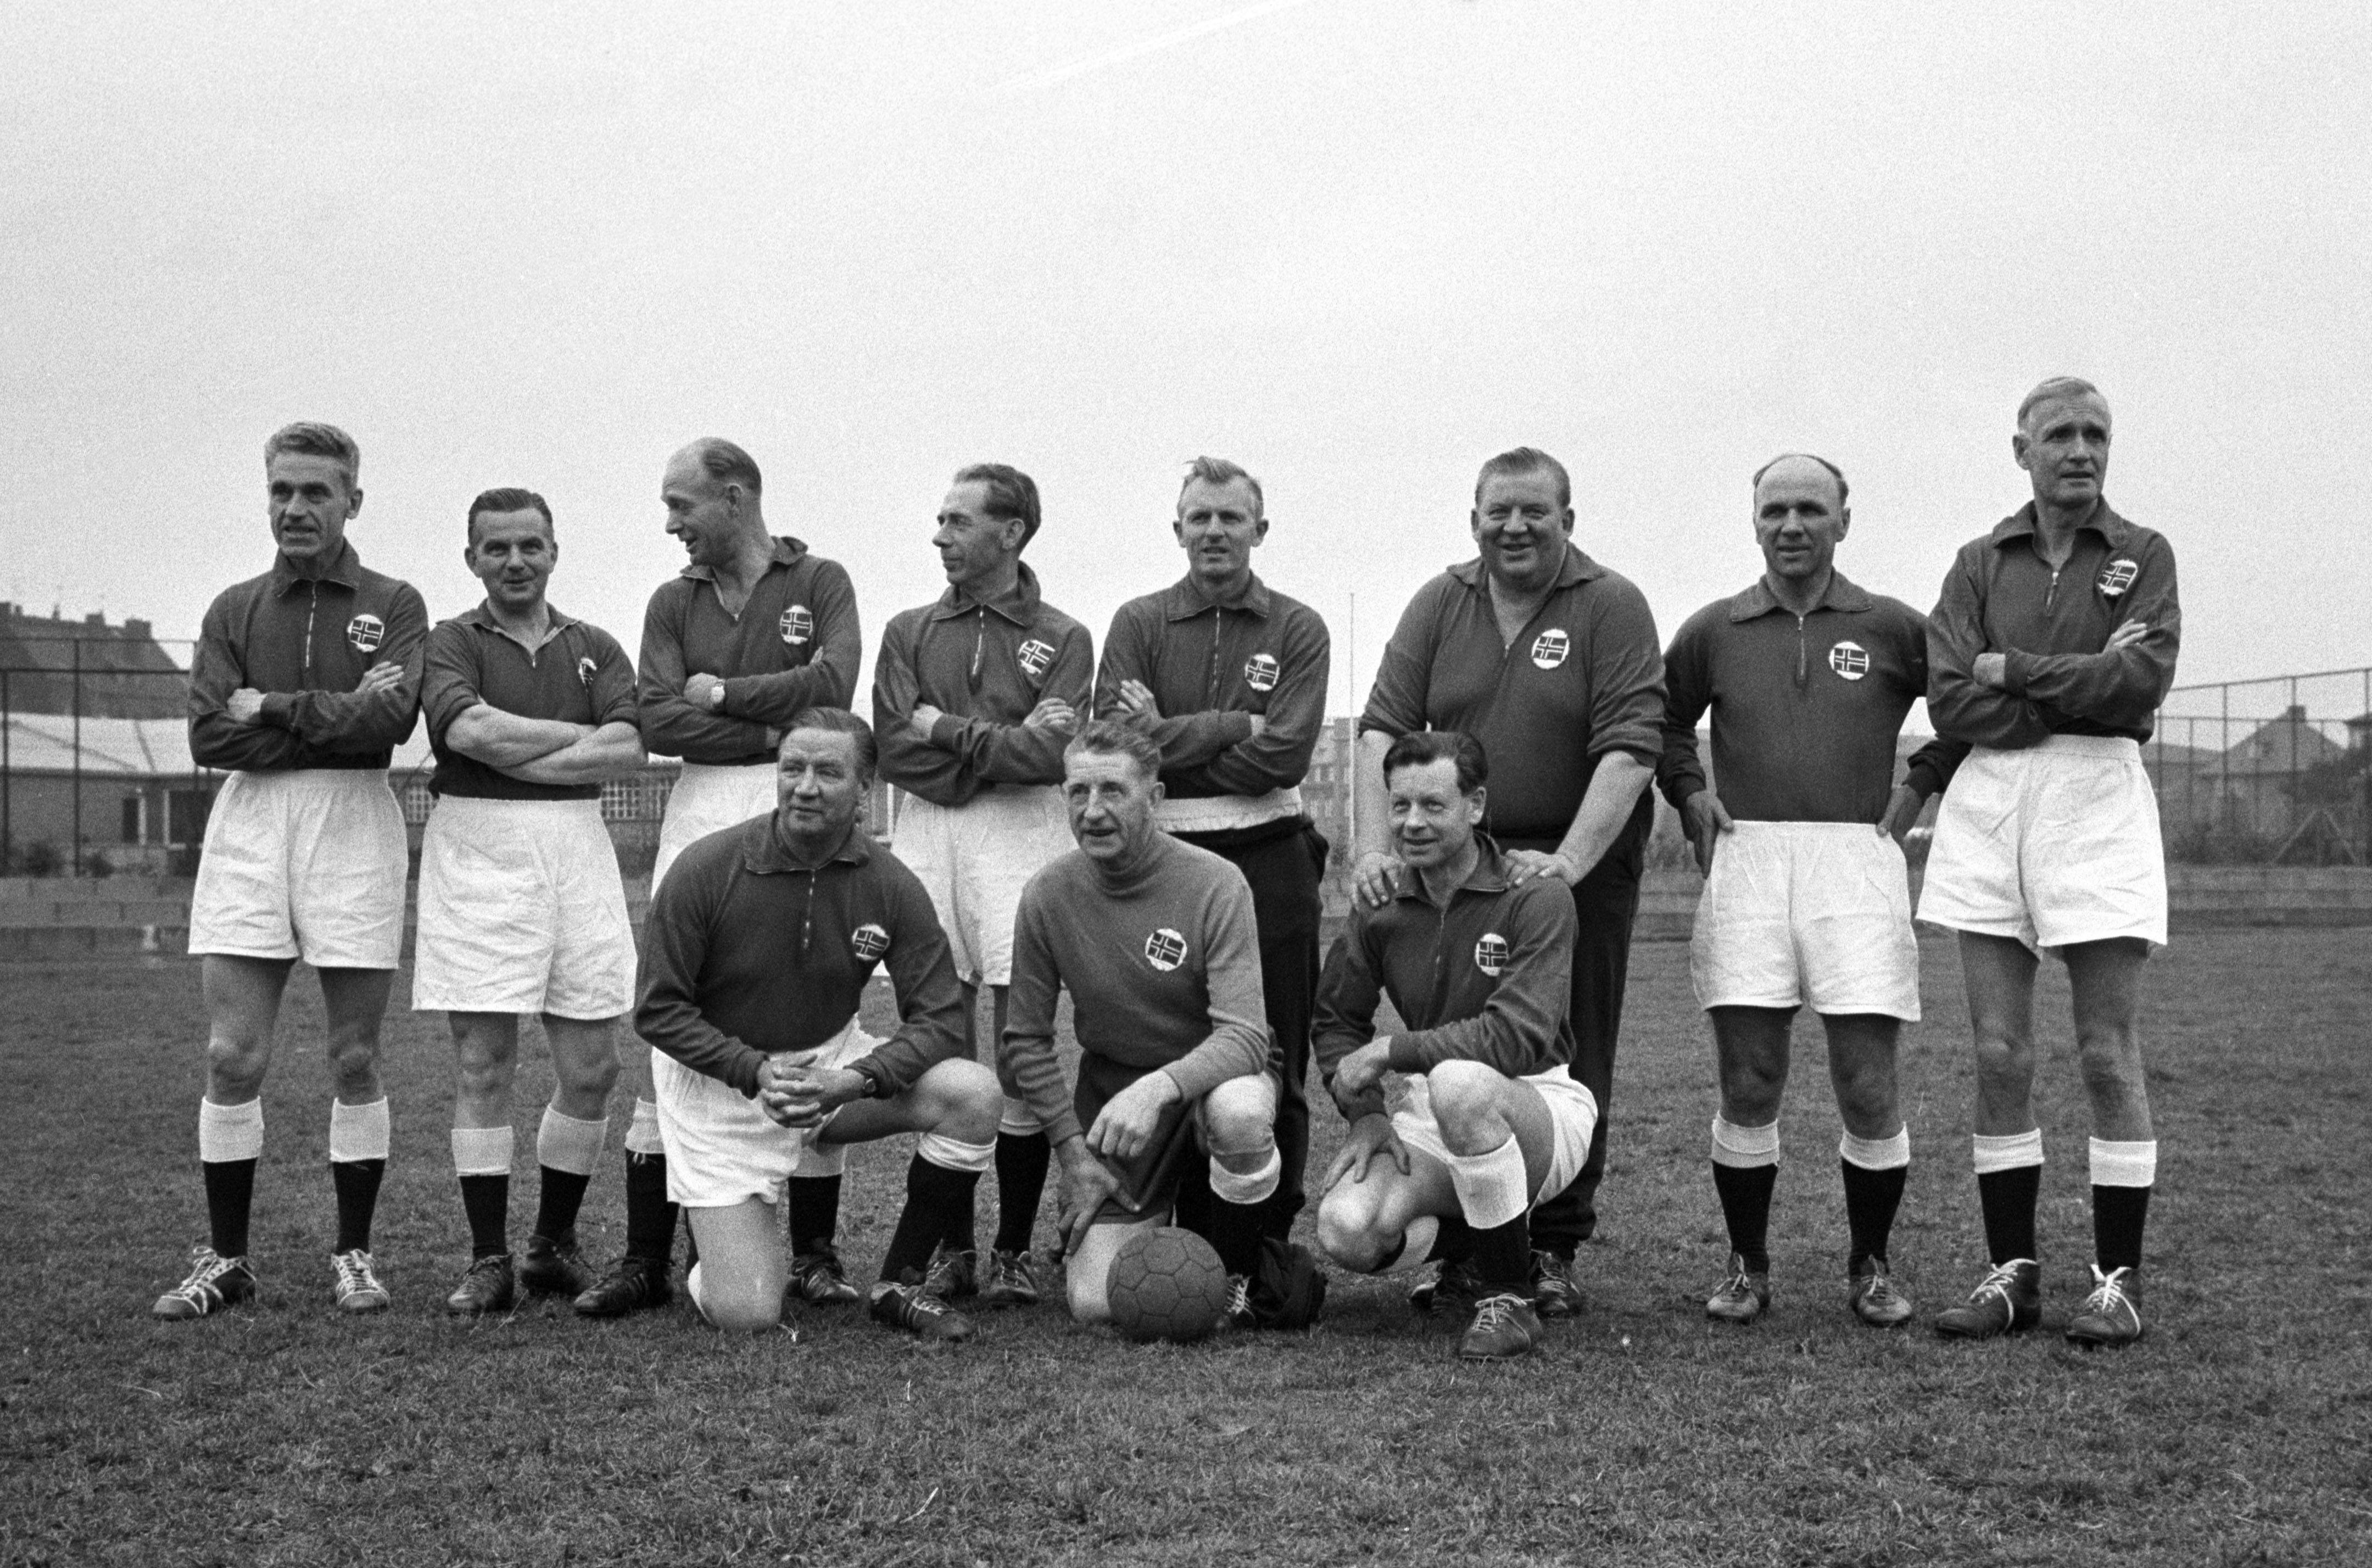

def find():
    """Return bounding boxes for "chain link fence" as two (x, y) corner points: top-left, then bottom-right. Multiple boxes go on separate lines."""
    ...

(4, 622), (2367, 875)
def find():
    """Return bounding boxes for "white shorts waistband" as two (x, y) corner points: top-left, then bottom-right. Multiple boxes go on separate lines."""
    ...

(1973, 735), (2142, 763)
(1154, 787), (1304, 834)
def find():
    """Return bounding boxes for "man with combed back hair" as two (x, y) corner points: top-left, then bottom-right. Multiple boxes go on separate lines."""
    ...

(1919, 378), (2180, 1349)
(636, 709), (1001, 1341)
(158, 421), (426, 1320)
(581, 438), (861, 1319)
(1000, 721), (1325, 1330)
(1355, 447), (1664, 1318)
(1659, 453), (1965, 1329)
(1097, 455), (1331, 1244)
(873, 463), (1093, 1312)
(412, 488), (647, 1316)
(1313, 730), (1598, 1360)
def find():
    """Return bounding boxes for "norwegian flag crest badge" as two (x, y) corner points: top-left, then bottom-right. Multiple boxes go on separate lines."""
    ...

(1143, 927), (1187, 973)
(1016, 639), (1056, 679)
(1474, 933), (1510, 976)
(850, 923), (890, 963)
(1530, 629), (1569, 669)
(2097, 559), (2139, 598)
(1244, 652), (1280, 692)
(346, 613), (384, 654)
(1828, 641), (1870, 681)
(779, 605), (814, 646)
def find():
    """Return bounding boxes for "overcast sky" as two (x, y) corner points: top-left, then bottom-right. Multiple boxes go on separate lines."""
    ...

(7, 2), (2368, 723)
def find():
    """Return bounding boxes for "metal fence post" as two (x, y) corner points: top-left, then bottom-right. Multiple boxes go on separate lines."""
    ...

(71, 641), (83, 877)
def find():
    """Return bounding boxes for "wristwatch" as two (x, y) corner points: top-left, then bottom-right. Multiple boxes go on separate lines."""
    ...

(705, 680), (727, 712)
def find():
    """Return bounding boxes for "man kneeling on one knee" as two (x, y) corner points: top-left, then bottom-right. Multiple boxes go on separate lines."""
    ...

(1313, 729), (1597, 1361)
(634, 709), (1003, 1340)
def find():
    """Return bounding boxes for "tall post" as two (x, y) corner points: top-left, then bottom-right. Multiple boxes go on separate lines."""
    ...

(2, 668), (11, 873)
(71, 640), (83, 877)
(1344, 590), (1356, 853)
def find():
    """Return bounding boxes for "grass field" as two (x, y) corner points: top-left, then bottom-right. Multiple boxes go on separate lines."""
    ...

(3, 929), (2368, 1567)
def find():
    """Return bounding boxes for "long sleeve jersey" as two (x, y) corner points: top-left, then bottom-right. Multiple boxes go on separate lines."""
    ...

(1311, 836), (1577, 1121)
(187, 542), (426, 772)
(1094, 574), (1331, 806)
(999, 834), (1271, 1146)
(1659, 572), (1966, 822)
(1927, 501), (2181, 749)
(872, 563), (1094, 807)
(421, 604), (639, 801)
(1360, 544), (1664, 846)
(636, 538), (861, 766)
(633, 816), (967, 1098)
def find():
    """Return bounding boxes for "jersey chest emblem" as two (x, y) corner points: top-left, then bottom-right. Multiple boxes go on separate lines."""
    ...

(1474, 933), (1510, 976)
(1016, 638), (1056, 679)
(1143, 928), (1188, 973)
(1244, 652), (1280, 692)
(850, 923), (890, 963)
(779, 605), (813, 646)
(1530, 629), (1569, 669)
(2097, 559), (2139, 598)
(1828, 641), (1869, 681)
(347, 614), (384, 654)
(576, 656), (598, 688)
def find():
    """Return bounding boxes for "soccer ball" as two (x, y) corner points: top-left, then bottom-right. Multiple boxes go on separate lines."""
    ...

(1106, 1226), (1230, 1343)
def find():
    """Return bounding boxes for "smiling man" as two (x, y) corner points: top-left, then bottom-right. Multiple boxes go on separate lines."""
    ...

(1312, 731), (1593, 1361)
(582, 439), (861, 1319)
(1356, 448), (1664, 1315)
(1920, 379), (2181, 1348)
(1096, 456), (1331, 1244)
(871, 464), (1093, 1309)
(637, 710), (997, 1339)
(159, 422), (427, 1321)
(999, 721), (1324, 1330)
(412, 489), (647, 1316)
(1659, 454), (1966, 1329)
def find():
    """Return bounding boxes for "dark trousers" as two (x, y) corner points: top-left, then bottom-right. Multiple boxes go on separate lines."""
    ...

(1513, 791), (1653, 1253)
(1179, 817), (1326, 1240)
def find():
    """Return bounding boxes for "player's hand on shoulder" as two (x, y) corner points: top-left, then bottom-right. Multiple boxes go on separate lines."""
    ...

(1086, 1071), (1181, 1163)
(1024, 696), (1079, 735)
(1505, 847), (1582, 887)
(1353, 850), (1403, 908)
(1682, 790), (1734, 875)
(227, 688), (266, 724)
(1321, 1113), (1408, 1192)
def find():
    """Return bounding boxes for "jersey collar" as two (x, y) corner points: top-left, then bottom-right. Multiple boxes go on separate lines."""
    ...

(679, 535), (806, 583)
(1162, 573), (1271, 620)
(1446, 541), (1605, 595)
(458, 599), (578, 652)
(1725, 571), (1874, 622)
(270, 540), (365, 594)
(930, 560), (1043, 626)
(1989, 500), (2135, 551)
(741, 814), (874, 876)
(1389, 833), (1513, 903)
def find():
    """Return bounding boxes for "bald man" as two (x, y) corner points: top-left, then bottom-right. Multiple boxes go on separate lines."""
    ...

(1920, 379), (2180, 1349)
(1659, 454), (1964, 1329)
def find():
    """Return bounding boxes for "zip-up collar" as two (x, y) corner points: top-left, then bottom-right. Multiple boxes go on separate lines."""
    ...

(1161, 573), (1272, 621)
(678, 535), (807, 583)
(1988, 500), (2134, 552)
(458, 598), (577, 654)
(269, 540), (366, 595)
(1388, 833), (1514, 904)
(1446, 542), (1605, 596)
(927, 561), (1045, 627)
(1724, 571), (1875, 623)
(741, 817), (873, 877)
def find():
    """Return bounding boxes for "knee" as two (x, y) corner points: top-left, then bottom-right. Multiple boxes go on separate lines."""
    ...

(554, 1037), (621, 1101)
(1427, 1061), (1504, 1151)
(1067, 1259), (1112, 1324)
(1315, 1192), (1390, 1274)
(204, 1035), (269, 1097)
(2075, 1035), (2145, 1096)
(1969, 1033), (2032, 1081)
(454, 1052), (514, 1107)
(326, 1033), (382, 1089)
(922, 1059), (1002, 1140)
(1201, 1077), (1276, 1159)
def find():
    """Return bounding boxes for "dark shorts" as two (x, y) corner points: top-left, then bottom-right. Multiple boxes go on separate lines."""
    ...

(1075, 1045), (1283, 1224)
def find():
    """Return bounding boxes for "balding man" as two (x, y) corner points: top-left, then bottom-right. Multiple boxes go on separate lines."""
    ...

(1659, 454), (1964, 1329)
(1921, 380), (2180, 1349)
(576, 439), (861, 1319)
(1356, 447), (1664, 1317)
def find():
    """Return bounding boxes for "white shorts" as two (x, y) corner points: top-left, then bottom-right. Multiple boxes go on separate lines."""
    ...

(652, 762), (777, 891)
(411, 797), (636, 1018)
(1691, 821), (1922, 1020)
(891, 787), (1071, 986)
(1387, 1068), (1598, 1205)
(188, 769), (408, 969)
(652, 1020), (881, 1207)
(1918, 736), (2167, 951)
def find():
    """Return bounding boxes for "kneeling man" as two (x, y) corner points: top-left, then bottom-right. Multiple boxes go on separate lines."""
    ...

(1313, 731), (1595, 1361)
(636, 710), (1000, 1339)
(1000, 721), (1323, 1329)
